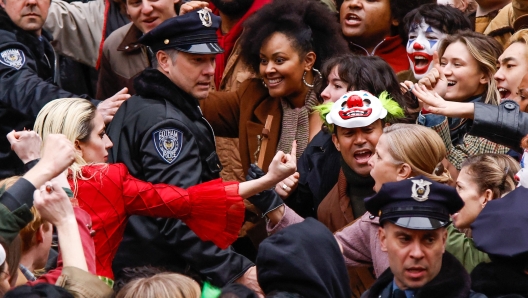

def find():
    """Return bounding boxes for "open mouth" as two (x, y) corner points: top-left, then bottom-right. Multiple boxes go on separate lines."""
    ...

(339, 107), (372, 119)
(408, 52), (432, 75)
(498, 87), (511, 99)
(406, 267), (426, 279)
(353, 149), (372, 164)
(344, 13), (361, 26)
(447, 80), (457, 87)
(267, 77), (284, 87)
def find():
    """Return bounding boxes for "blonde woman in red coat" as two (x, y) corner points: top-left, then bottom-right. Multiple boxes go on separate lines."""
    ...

(30, 98), (296, 282)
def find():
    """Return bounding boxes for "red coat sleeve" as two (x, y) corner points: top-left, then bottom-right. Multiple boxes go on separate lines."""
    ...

(115, 164), (245, 249)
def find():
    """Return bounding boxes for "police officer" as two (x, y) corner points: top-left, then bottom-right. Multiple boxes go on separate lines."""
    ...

(0, 0), (128, 178)
(106, 10), (257, 290)
(361, 177), (486, 298)
(471, 186), (528, 297)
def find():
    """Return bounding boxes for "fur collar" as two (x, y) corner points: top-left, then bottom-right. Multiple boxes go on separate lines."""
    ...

(471, 262), (528, 297)
(0, 8), (53, 54)
(133, 68), (203, 121)
(366, 252), (471, 298)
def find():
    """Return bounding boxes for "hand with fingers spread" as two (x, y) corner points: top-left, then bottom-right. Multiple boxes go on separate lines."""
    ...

(7, 130), (42, 163)
(179, 1), (209, 15)
(98, 87), (131, 124)
(418, 51), (448, 97)
(412, 84), (459, 116)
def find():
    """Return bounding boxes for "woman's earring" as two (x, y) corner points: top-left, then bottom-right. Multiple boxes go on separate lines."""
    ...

(303, 68), (322, 88)
(312, 68), (322, 79)
(262, 80), (268, 88)
(303, 71), (314, 88)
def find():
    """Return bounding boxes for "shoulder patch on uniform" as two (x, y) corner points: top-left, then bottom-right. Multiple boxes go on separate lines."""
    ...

(0, 49), (25, 70)
(152, 128), (183, 164)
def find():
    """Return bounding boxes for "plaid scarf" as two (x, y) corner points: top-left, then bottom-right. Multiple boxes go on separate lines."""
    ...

(276, 85), (320, 159)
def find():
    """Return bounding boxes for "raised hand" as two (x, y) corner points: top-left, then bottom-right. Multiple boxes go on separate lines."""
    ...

(98, 87), (131, 124)
(418, 51), (448, 97)
(7, 130), (41, 163)
(275, 172), (300, 200)
(179, 1), (209, 15)
(266, 140), (297, 185)
(34, 181), (75, 227)
(412, 84), (449, 115)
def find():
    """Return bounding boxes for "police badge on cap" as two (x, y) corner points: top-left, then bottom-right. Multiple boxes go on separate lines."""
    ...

(411, 179), (432, 202)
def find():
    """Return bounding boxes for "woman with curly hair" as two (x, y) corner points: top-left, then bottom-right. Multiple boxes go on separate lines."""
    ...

(201, 0), (348, 176)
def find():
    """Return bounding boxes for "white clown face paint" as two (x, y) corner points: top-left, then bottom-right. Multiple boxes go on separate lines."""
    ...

(407, 20), (446, 80)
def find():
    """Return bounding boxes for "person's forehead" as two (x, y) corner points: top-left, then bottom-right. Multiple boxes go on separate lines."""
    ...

(410, 19), (443, 34)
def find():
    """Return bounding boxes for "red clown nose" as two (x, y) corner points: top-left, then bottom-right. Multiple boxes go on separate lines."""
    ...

(346, 95), (364, 108)
(413, 42), (425, 50)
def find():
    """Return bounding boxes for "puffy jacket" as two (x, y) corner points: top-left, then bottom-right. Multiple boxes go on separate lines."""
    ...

(107, 68), (253, 287)
(0, 9), (98, 179)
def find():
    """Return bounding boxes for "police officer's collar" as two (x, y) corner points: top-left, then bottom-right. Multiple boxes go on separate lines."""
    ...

(134, 68), (204, 121)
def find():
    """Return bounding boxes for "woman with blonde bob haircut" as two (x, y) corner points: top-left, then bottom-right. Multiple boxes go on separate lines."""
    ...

(116, 273), (201, 298)
(31, 98), (295, 282)
(263, 124), (453, 279)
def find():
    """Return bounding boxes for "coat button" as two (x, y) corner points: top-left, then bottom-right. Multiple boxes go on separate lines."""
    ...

(505, 103), (515, 110)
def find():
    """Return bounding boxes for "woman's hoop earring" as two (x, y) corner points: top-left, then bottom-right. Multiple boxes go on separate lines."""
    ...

(303, 68), (322, 88)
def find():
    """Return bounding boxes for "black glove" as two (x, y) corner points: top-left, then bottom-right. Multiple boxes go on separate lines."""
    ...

(246, 164), (284, 217)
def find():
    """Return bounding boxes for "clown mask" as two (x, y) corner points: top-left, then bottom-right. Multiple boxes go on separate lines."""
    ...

(407, 19), (447, 80)
(326, 91), (388, 128)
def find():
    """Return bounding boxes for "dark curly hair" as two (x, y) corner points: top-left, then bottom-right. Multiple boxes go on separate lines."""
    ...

(336, 0), (435, 37)
(239, 0), (347, 74)
(400, 4), (473, 44)
(319, 54), (419, 123)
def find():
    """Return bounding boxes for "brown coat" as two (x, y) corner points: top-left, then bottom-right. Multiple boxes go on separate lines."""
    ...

(213, 39), (256, 182)
(201, 78), (281, 174)
(484, 0), (528, 47)
(317, 170), (355, 233)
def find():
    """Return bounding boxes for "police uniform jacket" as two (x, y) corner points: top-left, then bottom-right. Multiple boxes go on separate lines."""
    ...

(0, 9), (97, 178)
(107, 68), (252, 286)
(360, 252), (487, 298)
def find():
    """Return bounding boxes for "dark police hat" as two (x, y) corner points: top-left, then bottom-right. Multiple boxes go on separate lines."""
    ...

(365, 176), (464, 230)
(138, 8), (223, 54)
(472, 186), (528, 259)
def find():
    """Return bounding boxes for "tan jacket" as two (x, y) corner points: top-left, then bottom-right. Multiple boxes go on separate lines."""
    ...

(317, 170), (354, 233)
(44, 0), (105, 68)
(484, 0), (528, 47)
(96, 23), (149, 100)
(56, 267), (113, 298)
(213, 39), (256, 182)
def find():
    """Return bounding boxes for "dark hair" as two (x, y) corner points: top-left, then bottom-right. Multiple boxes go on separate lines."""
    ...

(319, 54), (418, 123)
(5, 284), (74, 298)
(239, 0), (347, 74)
(400, 4), (473, 44)
(336, 0), (435, 36)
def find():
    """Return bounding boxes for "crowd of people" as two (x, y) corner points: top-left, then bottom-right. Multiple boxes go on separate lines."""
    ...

(2, 0), (528, 296)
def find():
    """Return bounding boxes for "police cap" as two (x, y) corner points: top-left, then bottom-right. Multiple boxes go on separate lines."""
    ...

(365, 176), (464, 230)
(472, 186), (528, 259)
(138, 8), (223, 54)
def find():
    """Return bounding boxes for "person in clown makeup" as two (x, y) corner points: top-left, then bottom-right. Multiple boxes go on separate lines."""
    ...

(397, 4), (472, 82)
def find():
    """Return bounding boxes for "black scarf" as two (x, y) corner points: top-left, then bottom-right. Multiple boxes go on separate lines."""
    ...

(340, 157), (375, 219)
(365, 252), (472, 298)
